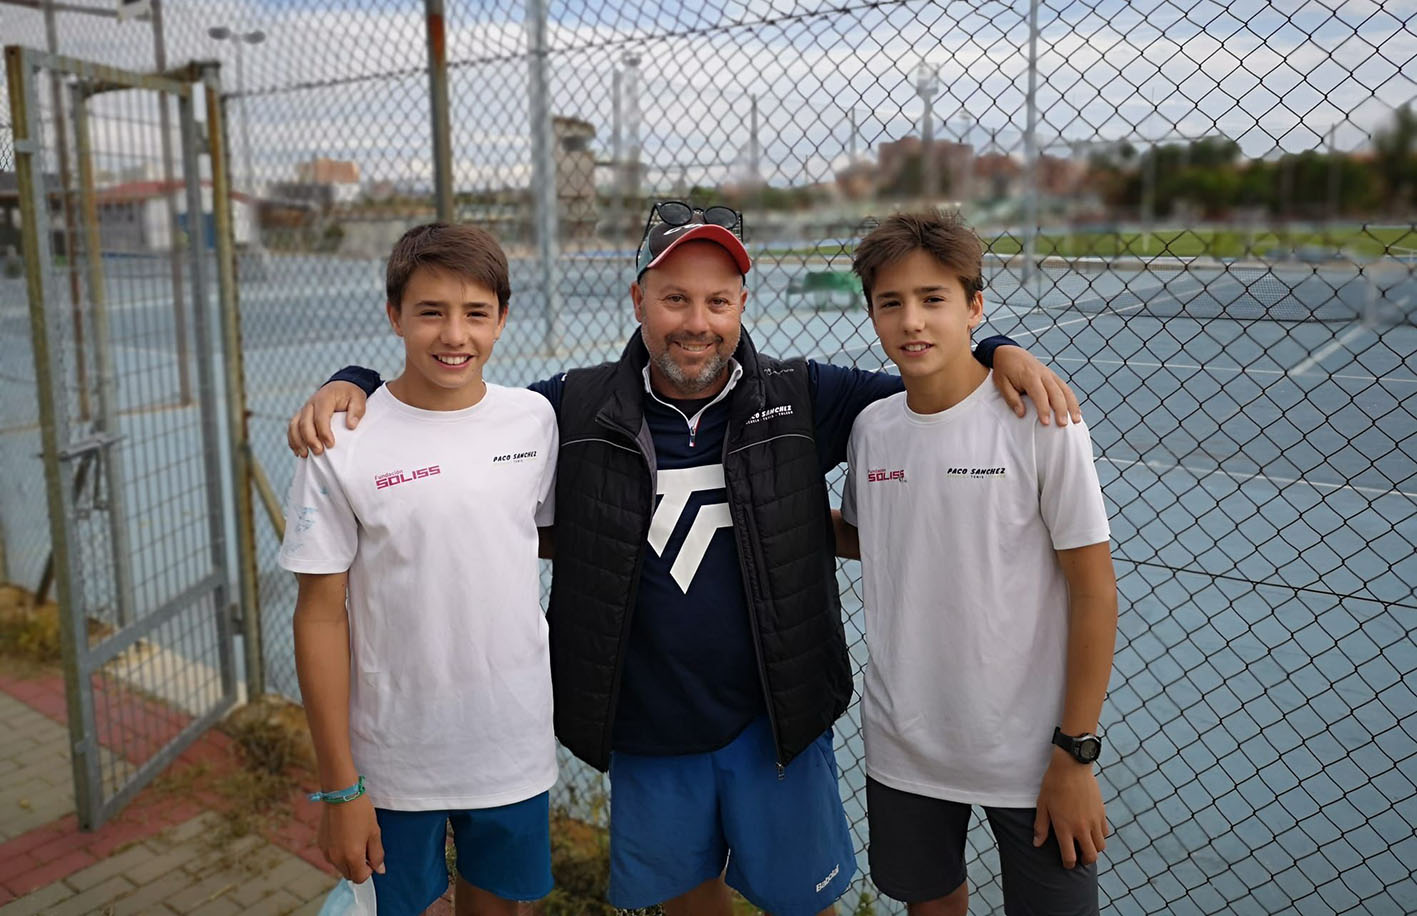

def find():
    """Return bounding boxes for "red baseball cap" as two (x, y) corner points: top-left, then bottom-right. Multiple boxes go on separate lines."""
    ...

(637, 222), (752, 277)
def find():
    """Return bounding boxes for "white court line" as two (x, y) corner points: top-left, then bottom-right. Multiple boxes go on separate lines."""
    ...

(1100, 455), (1417, 501)
(1287, 325), (1371, 377)
(1047, 356), (1417, 387)
(999, 274), (1232, 341)
(994, 276), (1172, 318)
(1006, 302), (1148, 341)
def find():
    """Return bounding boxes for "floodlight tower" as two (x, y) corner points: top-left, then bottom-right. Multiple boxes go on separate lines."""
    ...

(915, 62), (940, 201)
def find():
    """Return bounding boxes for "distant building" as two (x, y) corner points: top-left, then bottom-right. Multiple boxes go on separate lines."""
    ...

(92, 180), (255, 251)
(973, 153), (1024, 200)
(831, 137), (975, 201)
(1, 170), (77, 257)
(294, 158), (362, 205)
(877, 136), (973, 198)
(267, 181), (339, 211)
(554, 116), (598, 241)
(833, 160), (877, 201)
(1037, 154), (1086, 197)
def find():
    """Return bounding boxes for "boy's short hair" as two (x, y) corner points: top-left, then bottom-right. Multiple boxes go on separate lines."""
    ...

(852, 208), (985, 310)
(386, 222), (511, 312)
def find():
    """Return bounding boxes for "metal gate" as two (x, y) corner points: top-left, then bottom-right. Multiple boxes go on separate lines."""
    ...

(5, 46), (248, 829)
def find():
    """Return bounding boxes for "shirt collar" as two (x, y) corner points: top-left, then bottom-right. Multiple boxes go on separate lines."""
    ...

(641, 358), (744, 400)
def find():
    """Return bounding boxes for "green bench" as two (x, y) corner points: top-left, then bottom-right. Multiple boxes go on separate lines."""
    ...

(786, 270), (863, 311)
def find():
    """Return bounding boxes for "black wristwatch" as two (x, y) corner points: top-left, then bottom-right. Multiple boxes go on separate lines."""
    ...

(1052, 727), (1103, 764)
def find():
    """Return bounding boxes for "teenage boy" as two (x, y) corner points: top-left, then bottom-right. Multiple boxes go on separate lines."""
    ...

(836, 209), (1117, 916)
(279, 223), (558, 916)
(285, 202), (1083, 916)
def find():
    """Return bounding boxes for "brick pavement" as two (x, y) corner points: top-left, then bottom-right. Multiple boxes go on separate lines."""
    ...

(0, 671), (344, 915)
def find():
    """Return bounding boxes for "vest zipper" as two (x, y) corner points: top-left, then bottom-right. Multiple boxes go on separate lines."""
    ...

(646, 384), (726, 449)
(723, 429), (787, 776)
(594, 412), (656, 769)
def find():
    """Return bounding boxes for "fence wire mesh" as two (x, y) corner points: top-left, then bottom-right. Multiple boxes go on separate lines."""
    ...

(2, 0), (1415, 911)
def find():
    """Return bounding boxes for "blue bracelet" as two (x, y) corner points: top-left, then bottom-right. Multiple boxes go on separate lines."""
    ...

(308, 775), (365, 804)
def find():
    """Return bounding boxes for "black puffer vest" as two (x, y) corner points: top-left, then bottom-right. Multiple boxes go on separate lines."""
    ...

(548, 331), (852, 772)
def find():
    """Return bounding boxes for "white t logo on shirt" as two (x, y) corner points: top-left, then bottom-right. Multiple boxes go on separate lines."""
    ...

(648, 465), (733, 593)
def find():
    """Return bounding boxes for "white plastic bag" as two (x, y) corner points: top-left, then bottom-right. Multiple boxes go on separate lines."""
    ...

(317, 877), (378, 916)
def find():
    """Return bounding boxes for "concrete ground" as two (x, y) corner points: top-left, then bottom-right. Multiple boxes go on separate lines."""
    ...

(0, 669), (346, 916)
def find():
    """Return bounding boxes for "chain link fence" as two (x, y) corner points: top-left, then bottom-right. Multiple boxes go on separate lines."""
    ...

(3, 0), (1415, 912)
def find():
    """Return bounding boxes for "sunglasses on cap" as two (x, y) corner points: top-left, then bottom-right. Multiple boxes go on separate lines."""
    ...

(636, 200), (750, 277)
(642, 200), (742, 241)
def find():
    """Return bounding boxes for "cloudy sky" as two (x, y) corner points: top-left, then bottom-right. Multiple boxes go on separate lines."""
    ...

(3, 0), (1413, 192)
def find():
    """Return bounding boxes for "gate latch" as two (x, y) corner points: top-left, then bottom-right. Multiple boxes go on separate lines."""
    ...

(55, 433), (124, 461)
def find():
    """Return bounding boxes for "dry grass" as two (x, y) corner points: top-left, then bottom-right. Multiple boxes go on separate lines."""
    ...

(148, 692), (318, 868)
(214, 696), (317, 840)
(0, 585), (62, 667)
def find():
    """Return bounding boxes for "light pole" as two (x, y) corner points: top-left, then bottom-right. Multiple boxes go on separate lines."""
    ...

(208, 26), (265, 261)
(622, 50), (642, 234)
(914, 62), (940, 202)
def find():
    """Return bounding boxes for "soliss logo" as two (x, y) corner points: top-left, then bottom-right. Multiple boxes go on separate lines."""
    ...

(375, 465), (440, 489)
(867, 468), (906, 483)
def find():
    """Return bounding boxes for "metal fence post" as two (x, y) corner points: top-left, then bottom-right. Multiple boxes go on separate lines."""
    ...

(203, 65), (265, 700)
(69, 81), (136, 630)
(1022, 0), (1040, 295)
(42, 2), (91, 422)
(178, 82), (238, 702)
(425, 0), (454, 221)
(5, 43), (99, 829)
(526, 0), (562, 355)
(151, 0), (193, 406)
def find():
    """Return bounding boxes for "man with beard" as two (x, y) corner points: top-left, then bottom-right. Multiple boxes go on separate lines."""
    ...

(287, 202), (1081, 915)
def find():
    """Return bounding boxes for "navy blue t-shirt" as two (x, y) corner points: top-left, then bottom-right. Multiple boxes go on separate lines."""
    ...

(329, 337), (1013, 755)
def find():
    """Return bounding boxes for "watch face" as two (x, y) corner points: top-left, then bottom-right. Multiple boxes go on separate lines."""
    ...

(1077, 737), (1102, 762)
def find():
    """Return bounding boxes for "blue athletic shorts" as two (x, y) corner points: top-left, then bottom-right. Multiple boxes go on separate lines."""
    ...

(608, 716), (856, 916)
(369, 792), (552, 915)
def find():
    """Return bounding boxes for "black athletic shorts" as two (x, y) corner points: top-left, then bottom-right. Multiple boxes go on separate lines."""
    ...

(866, 776), (1099, 915)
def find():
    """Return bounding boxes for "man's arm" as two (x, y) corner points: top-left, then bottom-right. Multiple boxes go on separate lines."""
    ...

(1033, 541), (1117, 869)
(293, 572), (385, 883)
(991, 344), (1083, 426)
(812, 338), (1080, 471)
(288, 368), (568, 457)
(287, 371), (375, 457)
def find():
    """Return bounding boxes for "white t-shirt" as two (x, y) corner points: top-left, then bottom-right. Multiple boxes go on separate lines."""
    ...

(278, 384), (558, 811)
(842, 374), (1111, 808)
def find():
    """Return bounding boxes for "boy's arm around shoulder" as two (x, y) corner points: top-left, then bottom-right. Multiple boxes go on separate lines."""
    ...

(288, 373), (374, 458)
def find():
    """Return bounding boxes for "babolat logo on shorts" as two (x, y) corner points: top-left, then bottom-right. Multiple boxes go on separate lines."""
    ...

(491, 450), (538, 463)
(374, 465), (440, 489)
(946, 466), (1007, 478)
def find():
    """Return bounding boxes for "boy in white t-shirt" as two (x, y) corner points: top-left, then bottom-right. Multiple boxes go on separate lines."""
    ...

(278, 223), (558, 916)
(835, 209), (1117, 915)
